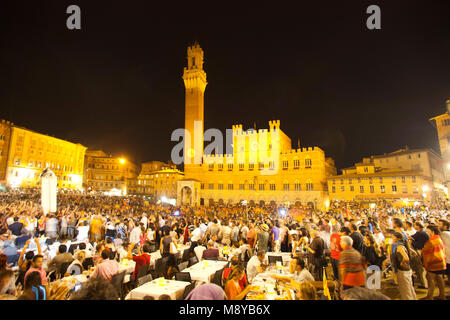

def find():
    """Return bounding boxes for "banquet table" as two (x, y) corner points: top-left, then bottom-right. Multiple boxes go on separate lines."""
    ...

(118, 259), (136, 283)
(247, 266), (295, 300)
(125, 278), (190, 300)
(183, 260), (228, 283)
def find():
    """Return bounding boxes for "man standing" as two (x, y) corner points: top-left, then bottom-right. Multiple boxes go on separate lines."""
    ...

(349, 224), (364, 253)
(338, 236), (365, 291)
(438, 219), (450, 286)
(305, 230), (326, 280)
(256, 224), (269, 253)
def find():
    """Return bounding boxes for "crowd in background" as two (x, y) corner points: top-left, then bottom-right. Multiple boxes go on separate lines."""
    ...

(0, 189), (449, 300)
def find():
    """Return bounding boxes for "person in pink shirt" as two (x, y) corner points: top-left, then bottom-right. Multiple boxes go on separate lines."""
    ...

(91, 250), (119, 281)
(24, 255), (47, 286)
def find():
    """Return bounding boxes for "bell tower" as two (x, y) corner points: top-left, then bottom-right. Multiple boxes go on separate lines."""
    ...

(183, 43), (207, 173)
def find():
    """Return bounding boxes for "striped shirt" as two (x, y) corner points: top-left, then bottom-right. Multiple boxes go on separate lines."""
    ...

(338, 247), (365, 287)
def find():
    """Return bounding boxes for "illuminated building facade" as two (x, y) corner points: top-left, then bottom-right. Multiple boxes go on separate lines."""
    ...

(328, 148), (446, 204)
(177, 44), (337, 209)
(84, 150), (139, 195)
(137, 161), (184, 201)
(429, 99), (450, 189)
(0, 119), (86, 189)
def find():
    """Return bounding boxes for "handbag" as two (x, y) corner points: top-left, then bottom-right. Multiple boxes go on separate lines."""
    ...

(170, 241), (178, 255)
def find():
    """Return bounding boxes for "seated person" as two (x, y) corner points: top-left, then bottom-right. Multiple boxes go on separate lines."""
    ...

(24, 254), (47, 286)
(223, 256), (248, 290)
(47, 245), (74, 274)
(91, 250), (119, 281)
(193, 240), (207, 262)
(70, 277), (119, 300)
(246, 250), (267, 283)
(273, 257), (314, 285)
(125, 243), (151, 281)
(202, 240), (220, 260)
(224, 265), (257, 300)
(185, 283), (226, 300)
(66, 251), (86, 275)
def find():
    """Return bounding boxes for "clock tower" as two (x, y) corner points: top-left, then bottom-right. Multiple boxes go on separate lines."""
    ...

(183, 43), (207, 174)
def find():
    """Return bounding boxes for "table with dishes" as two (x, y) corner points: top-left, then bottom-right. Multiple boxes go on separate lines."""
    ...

(125, 278), (190, 300)
(183, 260), (228, 283)
(246, 264), (296, 300)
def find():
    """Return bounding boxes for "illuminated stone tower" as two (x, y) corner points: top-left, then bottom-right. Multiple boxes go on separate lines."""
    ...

(183, 43), (207, 173)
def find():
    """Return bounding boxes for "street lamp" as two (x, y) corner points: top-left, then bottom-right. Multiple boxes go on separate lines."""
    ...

(119, 158), (126, 164)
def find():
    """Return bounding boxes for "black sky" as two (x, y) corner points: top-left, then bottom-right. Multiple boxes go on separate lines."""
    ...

(1, 1), (449, 171)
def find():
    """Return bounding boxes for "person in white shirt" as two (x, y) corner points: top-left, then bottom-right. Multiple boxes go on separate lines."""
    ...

(129, 225), (141, 245)
(273, 257), (314, 284)
(373, 225), (385, 247)
(76, 223), (89, 242)
(246, 251), (267, 283)
(194, 240), (207, 262)
(199, 221), (208, 239)
(140, 215), (148, 230)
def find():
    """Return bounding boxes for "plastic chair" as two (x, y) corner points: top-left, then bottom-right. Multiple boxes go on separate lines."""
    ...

(268, 255), (283, 265)
(136, 264), (150, 280)
(181, 282), (196, 299)
(68, 264), (82, 275)
(181, 249), (191, 262)
(111, 271), (126, 299)
(59, 261), (72, 277)
(175, 272), (192, 283)
(211, 268), (224, 287)
(155, 257), (169, 278)
(137, 274), (153, 287)
(177, 261), (188, 272)
(188, 256), (198, 267)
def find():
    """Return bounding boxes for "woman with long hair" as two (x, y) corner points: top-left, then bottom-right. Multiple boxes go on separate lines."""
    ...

(363, 233), (385, 269)
(224, 265), (257, 300)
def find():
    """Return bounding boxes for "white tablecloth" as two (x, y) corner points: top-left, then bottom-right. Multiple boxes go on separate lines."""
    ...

(125, 279), (190, 300)
(247, 267), (294, 300)
(183, 260), (228, 283)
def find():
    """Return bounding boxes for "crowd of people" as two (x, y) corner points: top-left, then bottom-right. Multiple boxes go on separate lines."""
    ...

(0, 188), (449, 300)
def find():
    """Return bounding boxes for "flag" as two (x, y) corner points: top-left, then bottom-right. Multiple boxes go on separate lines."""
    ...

(323, 267), (331, 300)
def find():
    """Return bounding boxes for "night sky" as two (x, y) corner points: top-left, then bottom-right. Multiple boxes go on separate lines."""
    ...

(1, 1), (449, 171)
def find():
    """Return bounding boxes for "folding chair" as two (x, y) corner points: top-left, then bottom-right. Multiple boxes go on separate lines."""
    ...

(181, 282), (196, 300)
(268, 255), (283, 265)
(175, 272), (192, 283)
(137, 274), (153, 287)
(177, 261), (189, 272)
(111, 271), (126, 299)
(188, 256), (198, 267)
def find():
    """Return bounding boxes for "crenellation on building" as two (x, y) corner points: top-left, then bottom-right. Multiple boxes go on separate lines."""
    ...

(177, 44), (336, 209)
